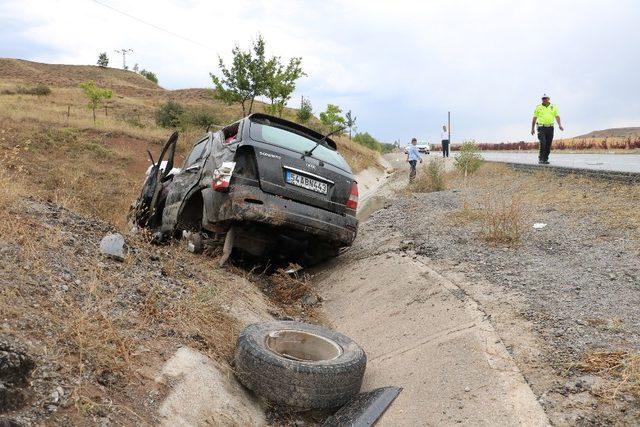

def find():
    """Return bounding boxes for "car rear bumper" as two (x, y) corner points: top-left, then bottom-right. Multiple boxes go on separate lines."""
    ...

(211, 184), (358, 246)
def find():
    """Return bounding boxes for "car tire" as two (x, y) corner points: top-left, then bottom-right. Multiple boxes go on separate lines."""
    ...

(234, 321), (366, 409)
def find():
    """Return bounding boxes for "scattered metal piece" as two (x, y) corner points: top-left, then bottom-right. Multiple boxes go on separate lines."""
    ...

(99, 233), (126, 261)
(322, 386), (402, 427)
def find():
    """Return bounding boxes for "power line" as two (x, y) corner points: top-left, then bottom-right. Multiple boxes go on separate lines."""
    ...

(90, 0), (213, 51)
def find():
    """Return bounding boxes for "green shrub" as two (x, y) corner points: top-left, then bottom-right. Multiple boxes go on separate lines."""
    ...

(297, 98), (312, 122)
(155, 102), (217, 130)
(454, 140), (483, 176)
(181, 109), (216, 129)
(16, 84), (51, 96)
(140, 69), (158, 84)
(411, 159), (447, 192)
(155, 101), (185, 128)
(353, 132), (383, 152)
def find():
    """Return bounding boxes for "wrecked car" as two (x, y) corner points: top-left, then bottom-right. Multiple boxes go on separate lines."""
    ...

(130, 113), (359, 264)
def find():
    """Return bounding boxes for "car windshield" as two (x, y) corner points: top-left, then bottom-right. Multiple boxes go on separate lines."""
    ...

(249, 121), (349, 171)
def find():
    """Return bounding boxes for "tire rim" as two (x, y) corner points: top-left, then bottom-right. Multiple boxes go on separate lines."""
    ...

(265, 330), (343, 362)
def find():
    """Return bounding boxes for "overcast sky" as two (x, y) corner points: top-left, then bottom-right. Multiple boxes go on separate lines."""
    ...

(1, 0), (639, 143)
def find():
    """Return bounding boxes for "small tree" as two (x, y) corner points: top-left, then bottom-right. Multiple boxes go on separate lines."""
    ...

(211, 35), (304, 117)
(133, 63), (139, 73)
(297, 97), (312, 122)
(265, 57), (304, 117)
(345, 110), (357, 140)
(140, 69), (158, 84)
(97, 52), (109, 67)
(79, 81), (113, 124)
(211, 37), (268, 116)
(454, 140), (484, 177)
(319, 104), (345, 132)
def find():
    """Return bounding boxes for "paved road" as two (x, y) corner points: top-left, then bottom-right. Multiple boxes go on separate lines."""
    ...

(481, 151), (640, 173)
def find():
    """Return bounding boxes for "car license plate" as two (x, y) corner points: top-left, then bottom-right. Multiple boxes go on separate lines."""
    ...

(286, 171), (328, 194)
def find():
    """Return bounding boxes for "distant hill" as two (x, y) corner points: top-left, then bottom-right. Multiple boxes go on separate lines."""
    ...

(0, 58), (162, 95)
(574, 127), (640, 139)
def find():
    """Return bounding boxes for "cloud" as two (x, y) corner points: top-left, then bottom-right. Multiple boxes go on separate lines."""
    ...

(1, 0), (639, 143)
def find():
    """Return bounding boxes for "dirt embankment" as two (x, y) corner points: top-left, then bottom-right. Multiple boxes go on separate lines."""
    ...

(316, 155), (640, 425)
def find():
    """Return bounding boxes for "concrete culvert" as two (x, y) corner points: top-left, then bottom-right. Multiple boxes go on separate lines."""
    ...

(234, 321), (366, 410)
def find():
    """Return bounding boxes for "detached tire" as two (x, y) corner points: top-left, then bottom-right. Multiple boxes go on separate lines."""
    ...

(234, 321), (366, 409)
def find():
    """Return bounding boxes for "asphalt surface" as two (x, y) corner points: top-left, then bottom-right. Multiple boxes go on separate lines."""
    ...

(480, 151), (640, 173)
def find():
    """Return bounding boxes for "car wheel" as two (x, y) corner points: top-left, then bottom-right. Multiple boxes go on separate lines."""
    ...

(234, 321), (366, 409)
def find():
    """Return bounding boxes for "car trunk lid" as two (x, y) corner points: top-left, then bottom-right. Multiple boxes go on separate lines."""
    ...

(254, 149), (352, 215)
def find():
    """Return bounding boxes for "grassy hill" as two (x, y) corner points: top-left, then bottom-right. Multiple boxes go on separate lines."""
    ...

(575, 127), (640, 139)
(0, 58), (380, 229)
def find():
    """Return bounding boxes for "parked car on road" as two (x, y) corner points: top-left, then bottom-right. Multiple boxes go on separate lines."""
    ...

(130, 114), (359, 265)
(403, 142), (430, 154)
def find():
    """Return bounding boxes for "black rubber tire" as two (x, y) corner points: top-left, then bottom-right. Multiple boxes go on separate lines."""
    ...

(234, 321), (366, 409)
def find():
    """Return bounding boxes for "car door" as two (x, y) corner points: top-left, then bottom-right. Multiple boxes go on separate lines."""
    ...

(160, 135), (211, 233)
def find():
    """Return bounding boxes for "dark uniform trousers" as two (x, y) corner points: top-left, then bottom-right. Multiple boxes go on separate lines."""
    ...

(537, 126), (554, 162)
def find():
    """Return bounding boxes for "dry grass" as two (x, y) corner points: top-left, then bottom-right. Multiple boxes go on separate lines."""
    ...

(0, 197), (266, 423)
(476, 136), (640, 151)
(580, 350), (640, 399)
(333, 134), (383, 173)
(410, 159), (448, 192)
(449, 163), (640, 241)
(479, 193), (525, 245)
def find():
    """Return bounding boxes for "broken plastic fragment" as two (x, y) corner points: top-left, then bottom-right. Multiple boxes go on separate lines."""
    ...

(532, 223), (547, 229)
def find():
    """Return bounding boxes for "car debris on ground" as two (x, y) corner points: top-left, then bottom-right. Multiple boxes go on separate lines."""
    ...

(99, 233), (126, 261)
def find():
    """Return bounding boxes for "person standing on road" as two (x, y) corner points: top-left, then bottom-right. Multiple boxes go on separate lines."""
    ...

(406, 137), (423, 182)
(531, 94), (563, 164)
(441, 125), (450, 158)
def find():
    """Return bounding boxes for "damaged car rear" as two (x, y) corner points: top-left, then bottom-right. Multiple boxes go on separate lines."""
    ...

(130, 113), (359, 265)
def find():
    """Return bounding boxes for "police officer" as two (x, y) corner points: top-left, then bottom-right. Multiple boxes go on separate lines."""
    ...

(531, 94), (564, 164)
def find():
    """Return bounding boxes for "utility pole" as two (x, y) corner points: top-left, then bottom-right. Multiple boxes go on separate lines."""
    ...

(448, 111), (451, 142)
(114, 48), (133, 70)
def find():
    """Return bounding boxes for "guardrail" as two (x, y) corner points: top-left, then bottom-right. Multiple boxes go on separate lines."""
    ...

(486, 161), (640, 184)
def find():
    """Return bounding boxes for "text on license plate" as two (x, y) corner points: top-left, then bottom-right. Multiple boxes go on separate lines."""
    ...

(286, 171), (328, 194)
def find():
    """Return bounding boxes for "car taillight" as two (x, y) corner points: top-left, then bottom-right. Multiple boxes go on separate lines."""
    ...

(346, 181), (358, 210)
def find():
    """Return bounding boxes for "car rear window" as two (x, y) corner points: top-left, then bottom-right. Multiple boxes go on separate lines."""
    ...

(249, 121), (349, 171)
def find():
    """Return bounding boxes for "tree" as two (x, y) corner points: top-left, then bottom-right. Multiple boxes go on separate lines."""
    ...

(140, 69), (158, 84)
(319, 104), (345, 132)
(211, 37), (268, 116)
(211, 35), (304, 117)
(454, 141), (484, 177)
(133, 63), (139, 73)
(265, 57), (304, 117)
(97, 52), (109, 67)
(79, 81), (113, 124)
(345, 110), (357, 140)
(297, 97), (313, 122)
